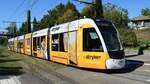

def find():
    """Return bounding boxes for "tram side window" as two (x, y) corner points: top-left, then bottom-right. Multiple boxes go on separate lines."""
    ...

(52, 34), (59, 51)
(20, 40), (23, 48)
(37, 37), (40, 49)
(41, 36), (46, 50)
(59, 33), (65, 51)
(41, 36), (45, 43)
(33, 38), (37, 51)
(18, 41), (22, 48)
(52, 33), (67, 52)
(83, 28), (103, 52)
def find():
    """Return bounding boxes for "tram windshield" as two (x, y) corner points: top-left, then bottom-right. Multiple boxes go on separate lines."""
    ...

(97, 21), (121, 51)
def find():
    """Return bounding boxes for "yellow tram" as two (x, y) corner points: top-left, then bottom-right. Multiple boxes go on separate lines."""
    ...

(8, 18), (125, 69)
(32, 28), (49, 59)
(8, 38), (14, 51)
(18, 35), (25, 54)
(24, 33), (32, 55)
(14, 37), (18, 52)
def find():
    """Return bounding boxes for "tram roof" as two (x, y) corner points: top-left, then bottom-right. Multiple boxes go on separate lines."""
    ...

(18, 35), (24, 40)
(8, 38), (14, 41)
(50, 18), (95, 34)
(32, 28), (49, 37)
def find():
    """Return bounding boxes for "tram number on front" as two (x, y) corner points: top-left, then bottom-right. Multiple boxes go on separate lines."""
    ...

(85, 55), (101, 60)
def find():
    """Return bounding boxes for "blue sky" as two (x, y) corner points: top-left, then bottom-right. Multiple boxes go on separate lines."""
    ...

(0, 0), (150, 31)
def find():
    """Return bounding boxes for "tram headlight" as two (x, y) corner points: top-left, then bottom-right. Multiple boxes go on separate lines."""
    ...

(106, 58), (125, 69)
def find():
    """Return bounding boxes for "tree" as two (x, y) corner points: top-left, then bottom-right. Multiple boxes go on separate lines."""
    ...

(141, 8), (150, 16)
(0, 37), (7, 46)
(32, 17), (38, 32)
(20, 21), (28, 34)
(82, 5), (95, 18)
(57, 1), (79, 24)
(58, 9), (78, 23)
(82, 3), (129, 28)
(5, 22), (18, 37)
(38, 3), (66, 29)
(38, 2), (79, 29)
(104, 3), (129, 28)
(18, 26), (24, 35)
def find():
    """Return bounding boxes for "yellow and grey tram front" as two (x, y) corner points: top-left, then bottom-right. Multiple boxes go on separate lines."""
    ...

(95, 19), (126, 69)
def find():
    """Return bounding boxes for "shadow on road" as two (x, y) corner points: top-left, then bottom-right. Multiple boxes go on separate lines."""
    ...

(0, 55), (8, 58)
(74, 59), (144, 74)
(105, 59), (144, 74)
(125, 54), (140, 58)
(0, 59), (24, 76)
(0, 59), (21, 63)
(0, 52), (25, 76)
(0, 66), (24, 76)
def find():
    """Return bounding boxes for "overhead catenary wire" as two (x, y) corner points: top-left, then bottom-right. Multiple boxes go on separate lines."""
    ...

(30, 0), (40, 10)
(9, 0), (26, 20)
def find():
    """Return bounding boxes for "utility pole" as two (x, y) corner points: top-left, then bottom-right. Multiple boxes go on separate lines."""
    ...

(73, 0), (104, 19)
(27, 10), (31, 33)
(94, 0), (103, 18)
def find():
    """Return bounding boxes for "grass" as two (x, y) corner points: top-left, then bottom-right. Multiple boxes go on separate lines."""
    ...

(0, 46), (23, 75)
(0, 46), (66, 76)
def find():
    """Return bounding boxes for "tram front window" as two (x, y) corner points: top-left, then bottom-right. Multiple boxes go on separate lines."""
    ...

(83, 28), (103, 52)
(98, 22), (121, 51)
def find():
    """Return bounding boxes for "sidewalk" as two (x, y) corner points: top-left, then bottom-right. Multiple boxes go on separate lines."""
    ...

(125, 49), (150, 63)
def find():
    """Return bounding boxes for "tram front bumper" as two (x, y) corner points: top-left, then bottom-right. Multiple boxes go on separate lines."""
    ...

(106, 58), (125, 69)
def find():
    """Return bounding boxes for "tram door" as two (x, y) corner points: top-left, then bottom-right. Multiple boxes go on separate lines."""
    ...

(68, 31), (77, 64)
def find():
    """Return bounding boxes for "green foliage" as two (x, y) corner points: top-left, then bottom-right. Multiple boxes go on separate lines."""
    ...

(57, 9), (78, 23)
(118, 28), (137, 47)
(82, 3), (129, 28)
(82, 5), (95, 18)
(82, 3), (135, 47)
(82, 0), (103, 19)
(134, 28), (150, 48)
(11, 2), (138, 48)
(38, 2), (79, 29)
(138, 40), (150, 47)
(103, 3), (129, 28)
(57, 2), (79, 24)
(141, 8), (150, 16)
(19, 22), (28, 35)
(32, 17), (38, 32)
(5, 23), (18, 36)
(0, 37), (7, 46)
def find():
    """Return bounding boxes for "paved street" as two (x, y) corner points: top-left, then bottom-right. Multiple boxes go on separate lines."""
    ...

(0, 49), (149, 84)
(55, 49), (150, 84)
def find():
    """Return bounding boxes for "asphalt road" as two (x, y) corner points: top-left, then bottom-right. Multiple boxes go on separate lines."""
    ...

(55, 49), (150, 84)
(1, 49), (149, 84)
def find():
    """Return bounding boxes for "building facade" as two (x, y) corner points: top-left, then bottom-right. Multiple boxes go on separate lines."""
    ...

(130, 16), (150, 29)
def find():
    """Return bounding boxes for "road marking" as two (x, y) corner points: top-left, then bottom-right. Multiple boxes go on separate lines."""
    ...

(146, 79), (150, 82)
(12, 76), (21, 84)
(0, 76), (21, 84)
(0, 79), (8, 84)
(142, 70), (150, 72)
(7, 78), (16, 84)
(144, 63), (150, 66)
